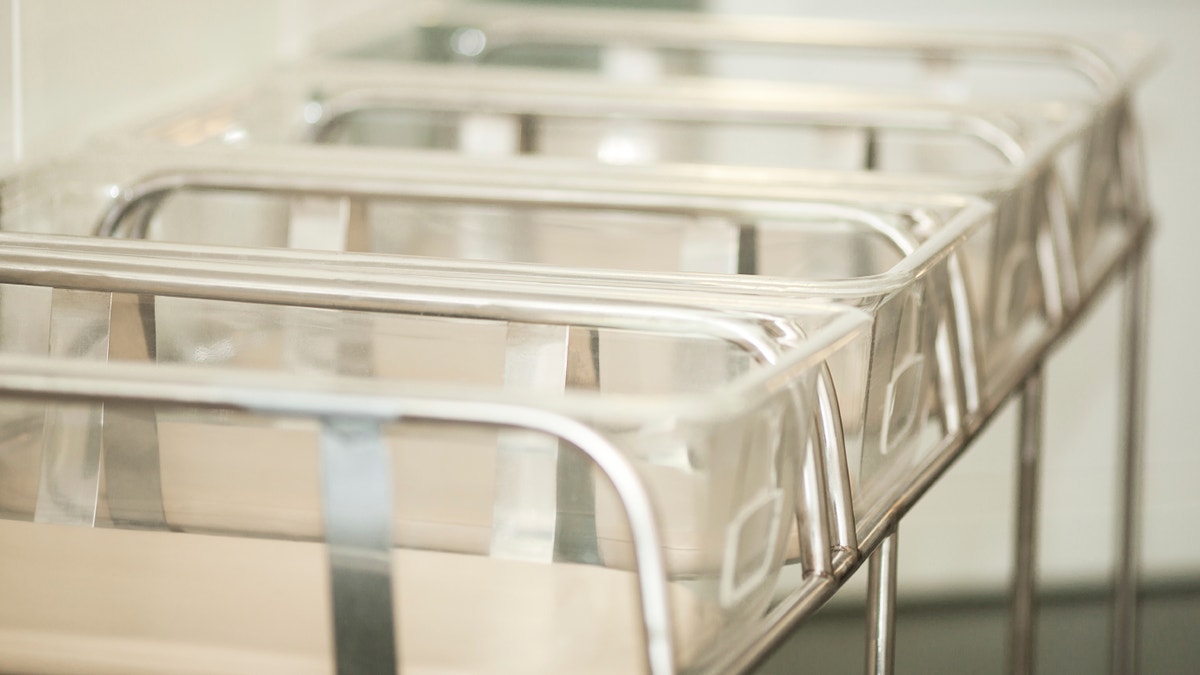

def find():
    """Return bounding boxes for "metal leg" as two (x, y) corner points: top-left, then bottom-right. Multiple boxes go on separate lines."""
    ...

(1113, 252), (1148, 675)
(865, 528), (899, 675)
(1010, 369), (1044, 675)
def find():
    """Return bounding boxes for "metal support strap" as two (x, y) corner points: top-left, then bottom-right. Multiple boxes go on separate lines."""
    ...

(866, 528), (899, 675)
(103, 292), (168, 528)
(492, 323), (570, 561)
(1011, 368), (1044, 675)
(553, 326), (602, 564)
(320, 416), (397, 675)
(34, 288), (109, 525)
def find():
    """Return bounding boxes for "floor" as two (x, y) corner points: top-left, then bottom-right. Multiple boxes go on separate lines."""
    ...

(755, 581), (1200, 674)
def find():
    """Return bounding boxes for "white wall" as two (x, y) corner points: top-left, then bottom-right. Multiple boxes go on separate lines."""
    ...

(0, 1), (284, 162)
(0, 1), (404, 163)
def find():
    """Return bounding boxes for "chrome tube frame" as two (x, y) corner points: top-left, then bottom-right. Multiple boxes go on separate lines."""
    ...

(1010, 368), (1044, 675)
